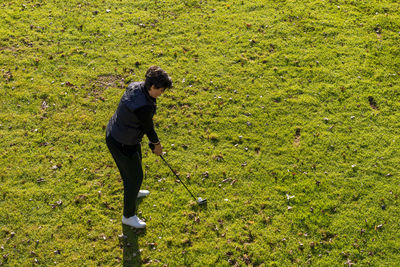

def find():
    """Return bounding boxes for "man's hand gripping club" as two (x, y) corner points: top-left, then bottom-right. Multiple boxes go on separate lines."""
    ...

(149, 142), (162, 156)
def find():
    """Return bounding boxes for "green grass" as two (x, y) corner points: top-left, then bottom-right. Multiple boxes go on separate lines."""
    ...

(1, 0), (400, 265)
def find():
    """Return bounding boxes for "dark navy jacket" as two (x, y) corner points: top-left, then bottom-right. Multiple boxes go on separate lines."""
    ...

(106, 82), (157, 145)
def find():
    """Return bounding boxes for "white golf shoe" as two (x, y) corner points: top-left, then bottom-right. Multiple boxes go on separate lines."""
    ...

(122, 215), (146, 228)
(137, 190), (150, 198)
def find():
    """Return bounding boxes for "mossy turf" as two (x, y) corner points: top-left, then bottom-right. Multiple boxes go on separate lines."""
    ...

(1, 0), (400, 265)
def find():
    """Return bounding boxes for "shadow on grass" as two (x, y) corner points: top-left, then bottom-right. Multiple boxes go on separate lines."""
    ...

(190, 201), (208, 212)
(121, 198), (146, 267)
(121, 224), (146, 267)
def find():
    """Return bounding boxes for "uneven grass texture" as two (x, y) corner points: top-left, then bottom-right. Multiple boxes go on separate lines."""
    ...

(1, 0), (400, 266)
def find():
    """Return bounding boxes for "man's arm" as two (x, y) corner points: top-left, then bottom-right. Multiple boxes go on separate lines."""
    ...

(134, 105), (159, 143)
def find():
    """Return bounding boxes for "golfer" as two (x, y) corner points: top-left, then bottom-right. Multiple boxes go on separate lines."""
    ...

(106, 66), (172, 228)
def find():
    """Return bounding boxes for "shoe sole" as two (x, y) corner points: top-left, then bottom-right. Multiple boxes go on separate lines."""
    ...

(122, 221), (146, 228)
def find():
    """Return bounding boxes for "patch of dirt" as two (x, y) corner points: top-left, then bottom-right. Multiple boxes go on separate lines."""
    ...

(0, 46), (18, 52)
(294, 128), (301, 147)
(92, 74), (125, 89)
(88, 74), (126, 101)
(368, 96), (378, 110)
(2, 70), (13, 82)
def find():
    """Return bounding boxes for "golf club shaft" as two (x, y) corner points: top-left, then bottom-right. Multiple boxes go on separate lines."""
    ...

(160, 155), (197, 201)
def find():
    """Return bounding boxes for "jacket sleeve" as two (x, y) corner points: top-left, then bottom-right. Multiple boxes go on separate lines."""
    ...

(134, 105), (159, 143)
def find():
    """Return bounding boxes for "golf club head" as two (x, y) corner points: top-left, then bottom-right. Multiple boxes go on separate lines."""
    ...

(197, 197), (207, 205)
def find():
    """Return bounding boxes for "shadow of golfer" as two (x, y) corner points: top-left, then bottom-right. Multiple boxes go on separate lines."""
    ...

(120, 197), (147, 267)
(121, 224), (146, 267)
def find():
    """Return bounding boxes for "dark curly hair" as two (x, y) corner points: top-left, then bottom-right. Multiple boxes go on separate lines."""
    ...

(144, 66), (172, 90)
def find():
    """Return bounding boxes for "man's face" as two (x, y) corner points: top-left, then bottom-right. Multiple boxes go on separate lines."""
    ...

(149, 85), (165, 99)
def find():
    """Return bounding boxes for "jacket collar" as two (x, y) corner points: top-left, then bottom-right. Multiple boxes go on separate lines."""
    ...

(141, 83), (157, 104)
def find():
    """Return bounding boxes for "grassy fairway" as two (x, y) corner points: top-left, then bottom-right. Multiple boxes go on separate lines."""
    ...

(1, 0), (400, 265)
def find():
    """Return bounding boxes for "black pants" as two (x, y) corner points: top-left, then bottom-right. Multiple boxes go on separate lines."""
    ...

(106, 133), (143, 218)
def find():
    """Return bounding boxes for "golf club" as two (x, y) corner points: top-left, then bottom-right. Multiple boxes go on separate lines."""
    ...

(149, 143), (207, 205)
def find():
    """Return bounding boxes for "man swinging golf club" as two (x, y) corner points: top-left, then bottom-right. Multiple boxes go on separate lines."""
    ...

(106, 66), (172, 228)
